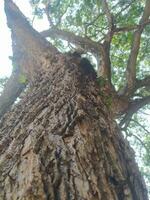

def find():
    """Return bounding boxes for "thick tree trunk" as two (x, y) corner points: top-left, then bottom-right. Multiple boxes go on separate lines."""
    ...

(0, 1), (148, 199)
(0, 53), (148, 200)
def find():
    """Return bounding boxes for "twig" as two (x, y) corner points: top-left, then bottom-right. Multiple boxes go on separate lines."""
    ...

(44, 2), (54, 27)
(115, 2), (133, 19)
(131, 119), (150, 135)
(132, 133), (149, 153)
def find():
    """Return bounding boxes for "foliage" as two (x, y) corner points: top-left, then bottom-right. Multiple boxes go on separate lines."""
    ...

(18, 74), (27, 84)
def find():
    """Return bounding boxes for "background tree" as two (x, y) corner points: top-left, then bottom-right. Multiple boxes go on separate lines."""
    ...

(0, 0), (150, 199)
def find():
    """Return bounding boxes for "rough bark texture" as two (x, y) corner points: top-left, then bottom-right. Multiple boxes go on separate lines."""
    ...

(0, 1), (148, 199)
(0, 69), (26, 119)
(0, 53), (148, 200)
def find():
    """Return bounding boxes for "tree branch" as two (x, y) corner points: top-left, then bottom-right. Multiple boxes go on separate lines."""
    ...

(131, 119), (150, 135)
(4, 0), (61, 84)
(2, 0), (61, 117)
(121, 75), (150, 97)
(132, 133), (149, 152)
(84, 13), (103, 28)
(41, 2), (115, 85)
(101, 0), (114, 32)
(115, 1), (133, 19)
(41, 26), (115, 88)
(41, 27), (103, 54)
(44, 2), (54, 27)
(99, 41), (112, 84)
(118, 76), (150, 97)
(114, 19), (150, 33)
(120, 96), (150, 127)
(4, 0), (58, 69)
(0, 70), (26, 119)
(97, 1), (115, 85)
(135, 76), (150, 90)
(120, 0), (150, 97)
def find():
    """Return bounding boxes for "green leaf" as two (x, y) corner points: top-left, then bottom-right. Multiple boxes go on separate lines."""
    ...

(18, 74), (27, 84)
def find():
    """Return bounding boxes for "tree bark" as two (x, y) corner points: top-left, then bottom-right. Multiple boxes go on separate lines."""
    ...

(0, 1), (148, 199)
(0, 53), (148, 199)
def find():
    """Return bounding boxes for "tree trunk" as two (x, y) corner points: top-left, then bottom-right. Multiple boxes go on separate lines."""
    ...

(0, 1), (148, 199)
(0, 53), (148, 200)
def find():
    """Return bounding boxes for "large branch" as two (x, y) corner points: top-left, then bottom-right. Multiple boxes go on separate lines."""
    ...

(6, 0), (56, 53)
(2, 0), (59, 118)
(0, 70), (26, 119)
(41, 28), (103, 54)
(41, 2), (114, 84)
(119, 96), (150, 127)
(101, 0), (114, 32)
(99, 41), (112, 84)
(5, 0), (58, 78)
(120, 75), (150, 97)
(41, 28), (115, 83)
(120, 0), (150, 97)
(136, 76), (150, 89)
(98, 1), (115, 85)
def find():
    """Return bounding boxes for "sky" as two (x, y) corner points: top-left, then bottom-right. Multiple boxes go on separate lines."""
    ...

(0, 0), (48, 78)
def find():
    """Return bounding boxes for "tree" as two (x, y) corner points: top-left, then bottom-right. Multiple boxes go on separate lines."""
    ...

(0, 0), (149, 199)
